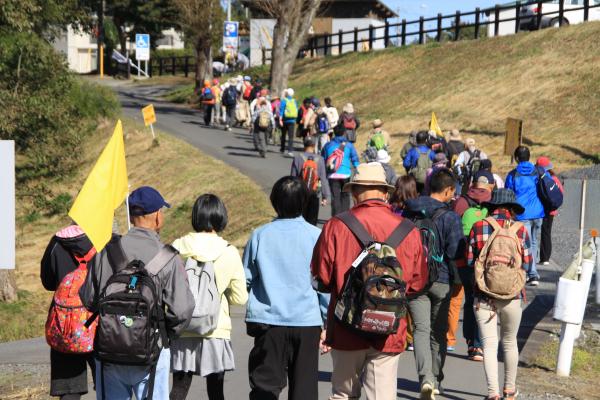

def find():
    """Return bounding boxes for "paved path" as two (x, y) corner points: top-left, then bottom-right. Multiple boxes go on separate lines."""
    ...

(0, 81), (564, 400)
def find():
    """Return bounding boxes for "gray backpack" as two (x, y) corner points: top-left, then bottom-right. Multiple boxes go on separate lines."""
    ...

(184, 258), (221, 336)
(410, 149), (433, 184)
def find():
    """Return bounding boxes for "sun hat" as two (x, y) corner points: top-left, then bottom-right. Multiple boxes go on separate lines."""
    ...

(434, 153), (448, 163)
(286, 88), (294, 97)
(376, 149), (391, 164)
(372, 119), (384, 129)
(243, 75), (251, 81)
(342, 103), (354, 114)
(482, 188), (525, 215)
(343, 163), (395, 193)
(228, 78), (237, 85)
(536, 156), (554, 171)
(465, 138), (476, 147)
(473, 170), (495, 186)
(449, 129), (462, 141)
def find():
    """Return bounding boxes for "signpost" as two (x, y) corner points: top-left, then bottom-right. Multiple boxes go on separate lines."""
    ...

(223, 21), (239, 52)
(135, 33), (150, 77)
(142, 104), (157, 139)
(0, 141), (15, 270)
(504, 118), (523, 162)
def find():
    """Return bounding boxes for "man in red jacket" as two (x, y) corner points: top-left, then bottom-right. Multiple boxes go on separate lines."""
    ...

(311, 163), (428, 400)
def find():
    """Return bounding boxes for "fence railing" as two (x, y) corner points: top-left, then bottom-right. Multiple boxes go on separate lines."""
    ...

(256, 0), (599, 64)
(111, 55), (197, 78)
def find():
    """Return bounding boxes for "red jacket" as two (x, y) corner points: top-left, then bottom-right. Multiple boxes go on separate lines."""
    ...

(311, 199), (428, 353)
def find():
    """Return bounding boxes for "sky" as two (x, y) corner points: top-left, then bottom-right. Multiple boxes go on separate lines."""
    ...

(384, 0), (502, 22)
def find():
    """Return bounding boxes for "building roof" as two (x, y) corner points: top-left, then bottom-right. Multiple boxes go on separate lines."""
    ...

(242, 0), (397, 20)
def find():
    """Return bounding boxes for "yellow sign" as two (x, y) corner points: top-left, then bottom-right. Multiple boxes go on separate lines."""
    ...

(142, 104), (156, 126)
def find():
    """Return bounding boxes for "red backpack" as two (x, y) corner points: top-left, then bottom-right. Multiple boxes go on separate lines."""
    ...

(301, 155), (320, 192)
(243, 83), (253, 100)
(343, 114), (357, 130)
(45, 247), (97, 354)
(326, 142), (347, 174)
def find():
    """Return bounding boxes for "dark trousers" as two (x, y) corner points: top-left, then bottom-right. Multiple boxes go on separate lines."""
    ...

(458, 268), (481, 348)
(248, 323), (320, 400)
(540, 215), (554, 263)
(50, 349), (96, 397)
(329, 178), (351, 217)
(280, 122), (296, 153)
(303, 191), (320, 226)
(204, 104), (214, 126)
(170, 371), (225, 400)
(225, 105), (236, 128)
(253, 125), (271, 156)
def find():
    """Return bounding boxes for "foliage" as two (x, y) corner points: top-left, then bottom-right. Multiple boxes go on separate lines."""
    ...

(152, 48), (195, 59)
(0, 290), (50, 342)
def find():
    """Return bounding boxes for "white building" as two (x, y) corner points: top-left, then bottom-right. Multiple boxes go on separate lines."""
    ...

(242, 0), (397, 66)
(52, 27), (185, 74)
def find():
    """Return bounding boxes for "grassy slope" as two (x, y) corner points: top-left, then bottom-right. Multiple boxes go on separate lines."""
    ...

(2, 118), (272, 342)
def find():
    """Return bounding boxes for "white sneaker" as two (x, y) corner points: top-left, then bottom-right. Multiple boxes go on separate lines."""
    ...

(542, 261), (550, 266)
(420, 382), (435, 400)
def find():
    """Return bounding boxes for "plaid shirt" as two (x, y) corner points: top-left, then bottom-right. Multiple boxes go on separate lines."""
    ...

(467, 209), (532, 272)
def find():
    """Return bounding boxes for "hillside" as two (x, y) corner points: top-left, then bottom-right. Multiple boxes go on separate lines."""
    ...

(286, 21), (600, 174)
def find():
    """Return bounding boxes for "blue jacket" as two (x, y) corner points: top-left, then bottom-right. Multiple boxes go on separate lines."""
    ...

(505, 162), (545, 221)
(321, 136), (360, 179)
(242, 217), (329, 326)
(403, 145), (436, 170)
(279, 96), (299, 124)
(404, 196), (465, 284)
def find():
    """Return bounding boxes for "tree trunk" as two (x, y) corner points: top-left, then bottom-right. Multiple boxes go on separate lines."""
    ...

(194, 35), (213, 91)
(269, 19), (288, 96)
(0, 270), (18, 303)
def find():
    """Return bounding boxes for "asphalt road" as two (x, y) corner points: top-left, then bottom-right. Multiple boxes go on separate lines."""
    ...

(0, 81), (565, 400)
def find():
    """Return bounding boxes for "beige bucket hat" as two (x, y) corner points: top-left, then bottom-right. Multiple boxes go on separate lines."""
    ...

(343, 163), (395, 193)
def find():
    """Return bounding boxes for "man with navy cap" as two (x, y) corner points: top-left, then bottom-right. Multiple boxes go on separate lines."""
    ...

(81, 186), (194, 400)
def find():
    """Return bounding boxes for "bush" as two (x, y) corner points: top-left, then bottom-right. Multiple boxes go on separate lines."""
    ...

(152, 48), (194, 59)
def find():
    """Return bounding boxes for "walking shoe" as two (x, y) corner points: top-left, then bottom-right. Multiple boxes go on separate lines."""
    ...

(407, 343), (414, 351)
(469, 347), (483, 361)
(503, 389), (519, 399)
(286, 152), (294, 158)
(447, 346), (455, 352)
(527, 276), (539, 286)
(541, 261), (550, 265)
(420, 382), (435, 400)
(434, 382), (444, 396)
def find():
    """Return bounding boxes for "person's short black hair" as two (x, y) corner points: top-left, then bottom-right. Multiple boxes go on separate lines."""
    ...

(480, 159), (492, 171)
(324, 97), (332, 107)
(303, 98), (311, 106)
(429, 169), (456, 194)
(514, 145), (530, 162)
(416, 131), (428, 144)
(270, 176), (308, 219)
(191, 194), (228, 233)
(334, 123), (345, 136)
(304, 136), (316, 148)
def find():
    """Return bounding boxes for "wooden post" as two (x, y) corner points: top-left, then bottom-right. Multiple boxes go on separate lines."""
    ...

(368, 24), (374, 50)
(171, 57), (176, 75)
(437, 13), (443, 41)
(475, 7), (481, 39)
(537, 1), (543, 29)
(184, 56), (189, 77)
(419, 17), (425, 44)
(338, 29), (343, 54)
(148, 60), (153, 77)
(494, 4), (500, 36)
(354, 27), (358, 52)
(454, 11), (461, 41)
(384, 21), (390, 48)
(515, 1), (521, 33)
(324, 34), (329, 56)
(310, 37), (315, 58)
(401, 19), (406, 46)
(559, 0), (565, 26)
(159, 58), (164, 75)
(584, 0), (590, 21)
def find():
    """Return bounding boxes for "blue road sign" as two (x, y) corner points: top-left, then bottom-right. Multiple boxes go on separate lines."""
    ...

(136, 34), (150, 49)
(224, 22), (239, 38)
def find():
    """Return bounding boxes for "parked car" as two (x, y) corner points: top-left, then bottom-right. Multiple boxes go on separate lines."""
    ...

(520, 0), (600, 30)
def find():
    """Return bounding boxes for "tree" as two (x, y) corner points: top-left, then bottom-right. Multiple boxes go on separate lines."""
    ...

(174, 0), (225, 90)
(252, 0), (322, 96)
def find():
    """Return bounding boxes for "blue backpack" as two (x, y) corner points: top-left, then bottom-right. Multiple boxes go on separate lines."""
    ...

(317, 115), (330, 134)
(537, 167), (563, 211)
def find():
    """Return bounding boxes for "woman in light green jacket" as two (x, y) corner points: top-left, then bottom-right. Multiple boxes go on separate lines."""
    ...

(170, 194), (248, 400)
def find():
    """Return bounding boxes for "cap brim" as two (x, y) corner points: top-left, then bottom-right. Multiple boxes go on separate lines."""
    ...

(163, 201), (171, 209)
(482, 202), (525, 216)
(343, 181), (396, 193)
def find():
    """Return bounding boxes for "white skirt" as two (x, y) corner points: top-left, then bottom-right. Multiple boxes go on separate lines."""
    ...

(170, 337), (235, 377)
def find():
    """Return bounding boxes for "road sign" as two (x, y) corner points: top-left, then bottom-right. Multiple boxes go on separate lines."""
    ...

(135, 33), (150, 61)
(223, 21), (239, 51)
(504, 118), (523, 157)
(142, 104), (156, 126)
(0, 141), (15, 269)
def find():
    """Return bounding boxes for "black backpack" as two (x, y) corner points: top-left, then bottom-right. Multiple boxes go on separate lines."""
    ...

(87, 242), (177, 400)
(222, 87), (237, 106)
(408, 208), (447, 288)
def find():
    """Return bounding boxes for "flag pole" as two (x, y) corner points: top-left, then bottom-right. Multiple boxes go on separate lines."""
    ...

(125, 186), (131, 231)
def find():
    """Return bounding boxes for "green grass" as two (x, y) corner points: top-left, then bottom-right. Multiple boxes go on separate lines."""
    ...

(0, 291), (50, 342)
(534, 337), (600, 378)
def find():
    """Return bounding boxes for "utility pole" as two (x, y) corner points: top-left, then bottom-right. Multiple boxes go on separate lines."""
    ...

(227, 0), (232, 21)
(98, 0), (105, 78)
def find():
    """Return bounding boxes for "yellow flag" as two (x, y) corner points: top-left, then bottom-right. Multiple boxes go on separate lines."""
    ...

(69, 120), (128, 251)
(430, 112), (444, 138)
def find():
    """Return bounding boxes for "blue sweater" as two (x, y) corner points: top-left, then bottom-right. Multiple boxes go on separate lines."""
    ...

(403, 145), (437, 170)
(505, 162), (545, 221)
(243, 217), (329, 326)
(321, 136), (360, 179)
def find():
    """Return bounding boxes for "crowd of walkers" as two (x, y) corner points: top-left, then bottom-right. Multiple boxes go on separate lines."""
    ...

(41, 79), (566, 400)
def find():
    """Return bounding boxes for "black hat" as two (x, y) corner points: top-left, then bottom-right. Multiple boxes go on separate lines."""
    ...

(482, 188), (525, 215)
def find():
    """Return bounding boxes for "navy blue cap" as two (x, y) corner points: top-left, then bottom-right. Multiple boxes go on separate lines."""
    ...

(128, 186), (171, 216)
(473, 170), (495, 186)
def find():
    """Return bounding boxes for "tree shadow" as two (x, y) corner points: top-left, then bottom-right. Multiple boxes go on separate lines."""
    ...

(560, 144), (600, 164)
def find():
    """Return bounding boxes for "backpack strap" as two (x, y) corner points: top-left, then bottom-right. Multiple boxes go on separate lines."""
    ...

(485, 217), (501, 232)
(508, 221), (523, 235)
(385, 219), (415, 248)
(337, 211), (374, 248)
(145, 245), (179, 276)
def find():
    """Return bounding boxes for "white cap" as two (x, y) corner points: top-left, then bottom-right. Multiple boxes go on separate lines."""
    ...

(287, 88), (294, 96)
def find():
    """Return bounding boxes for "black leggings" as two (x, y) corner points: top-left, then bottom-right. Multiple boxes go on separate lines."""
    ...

(170, 371), (225, 400)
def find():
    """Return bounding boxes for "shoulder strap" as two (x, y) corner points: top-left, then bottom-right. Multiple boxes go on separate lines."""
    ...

(508, 221), (523, 235)
(337, 212), (374, 248)
(485, 217), (501, 231)
(432, 208), (448, 220)
(385, 219), (415, 249)
(145, 245), (178, 276)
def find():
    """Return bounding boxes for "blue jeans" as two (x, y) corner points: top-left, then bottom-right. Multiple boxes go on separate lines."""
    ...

(522, 218), (542, 279)
(95, 348), (170, 400)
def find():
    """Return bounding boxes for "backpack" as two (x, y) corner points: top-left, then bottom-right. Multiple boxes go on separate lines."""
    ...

(461, 197), (489, 236)
(466, 150), (482, 178)
(326, 142), (346, 174)
(409, 208), (447, 287)
(428, 136), (444, 153)
(243, 83), (252, 100)
(184, 258), (221, 336)
(369, 132), (386, 150)
(537, 169), (563, 211)
(257, 110), (271, 130)
(45, 248), (97, 354)
(334, 212), (414, 336)
(409, 149), (433, 184)
(474, 218), (526, 300)
(342, 114), (357, 142)
(201, 87), (214, 101)
(317, 114), (330, 134)
(284, 99), (298, 119)
(301, 154), (320, 192)
(222, 87), (237, 106)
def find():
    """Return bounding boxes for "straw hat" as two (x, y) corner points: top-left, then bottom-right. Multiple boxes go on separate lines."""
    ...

(343, 163), (395, 193)
(372, 119), (384, 129)
(449, 129), (462, 141)
(342, 103), (354, 114)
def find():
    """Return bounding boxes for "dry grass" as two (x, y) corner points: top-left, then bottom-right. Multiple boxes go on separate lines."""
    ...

(285, 22), (600, 175)
(4, 118), (272, 342)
